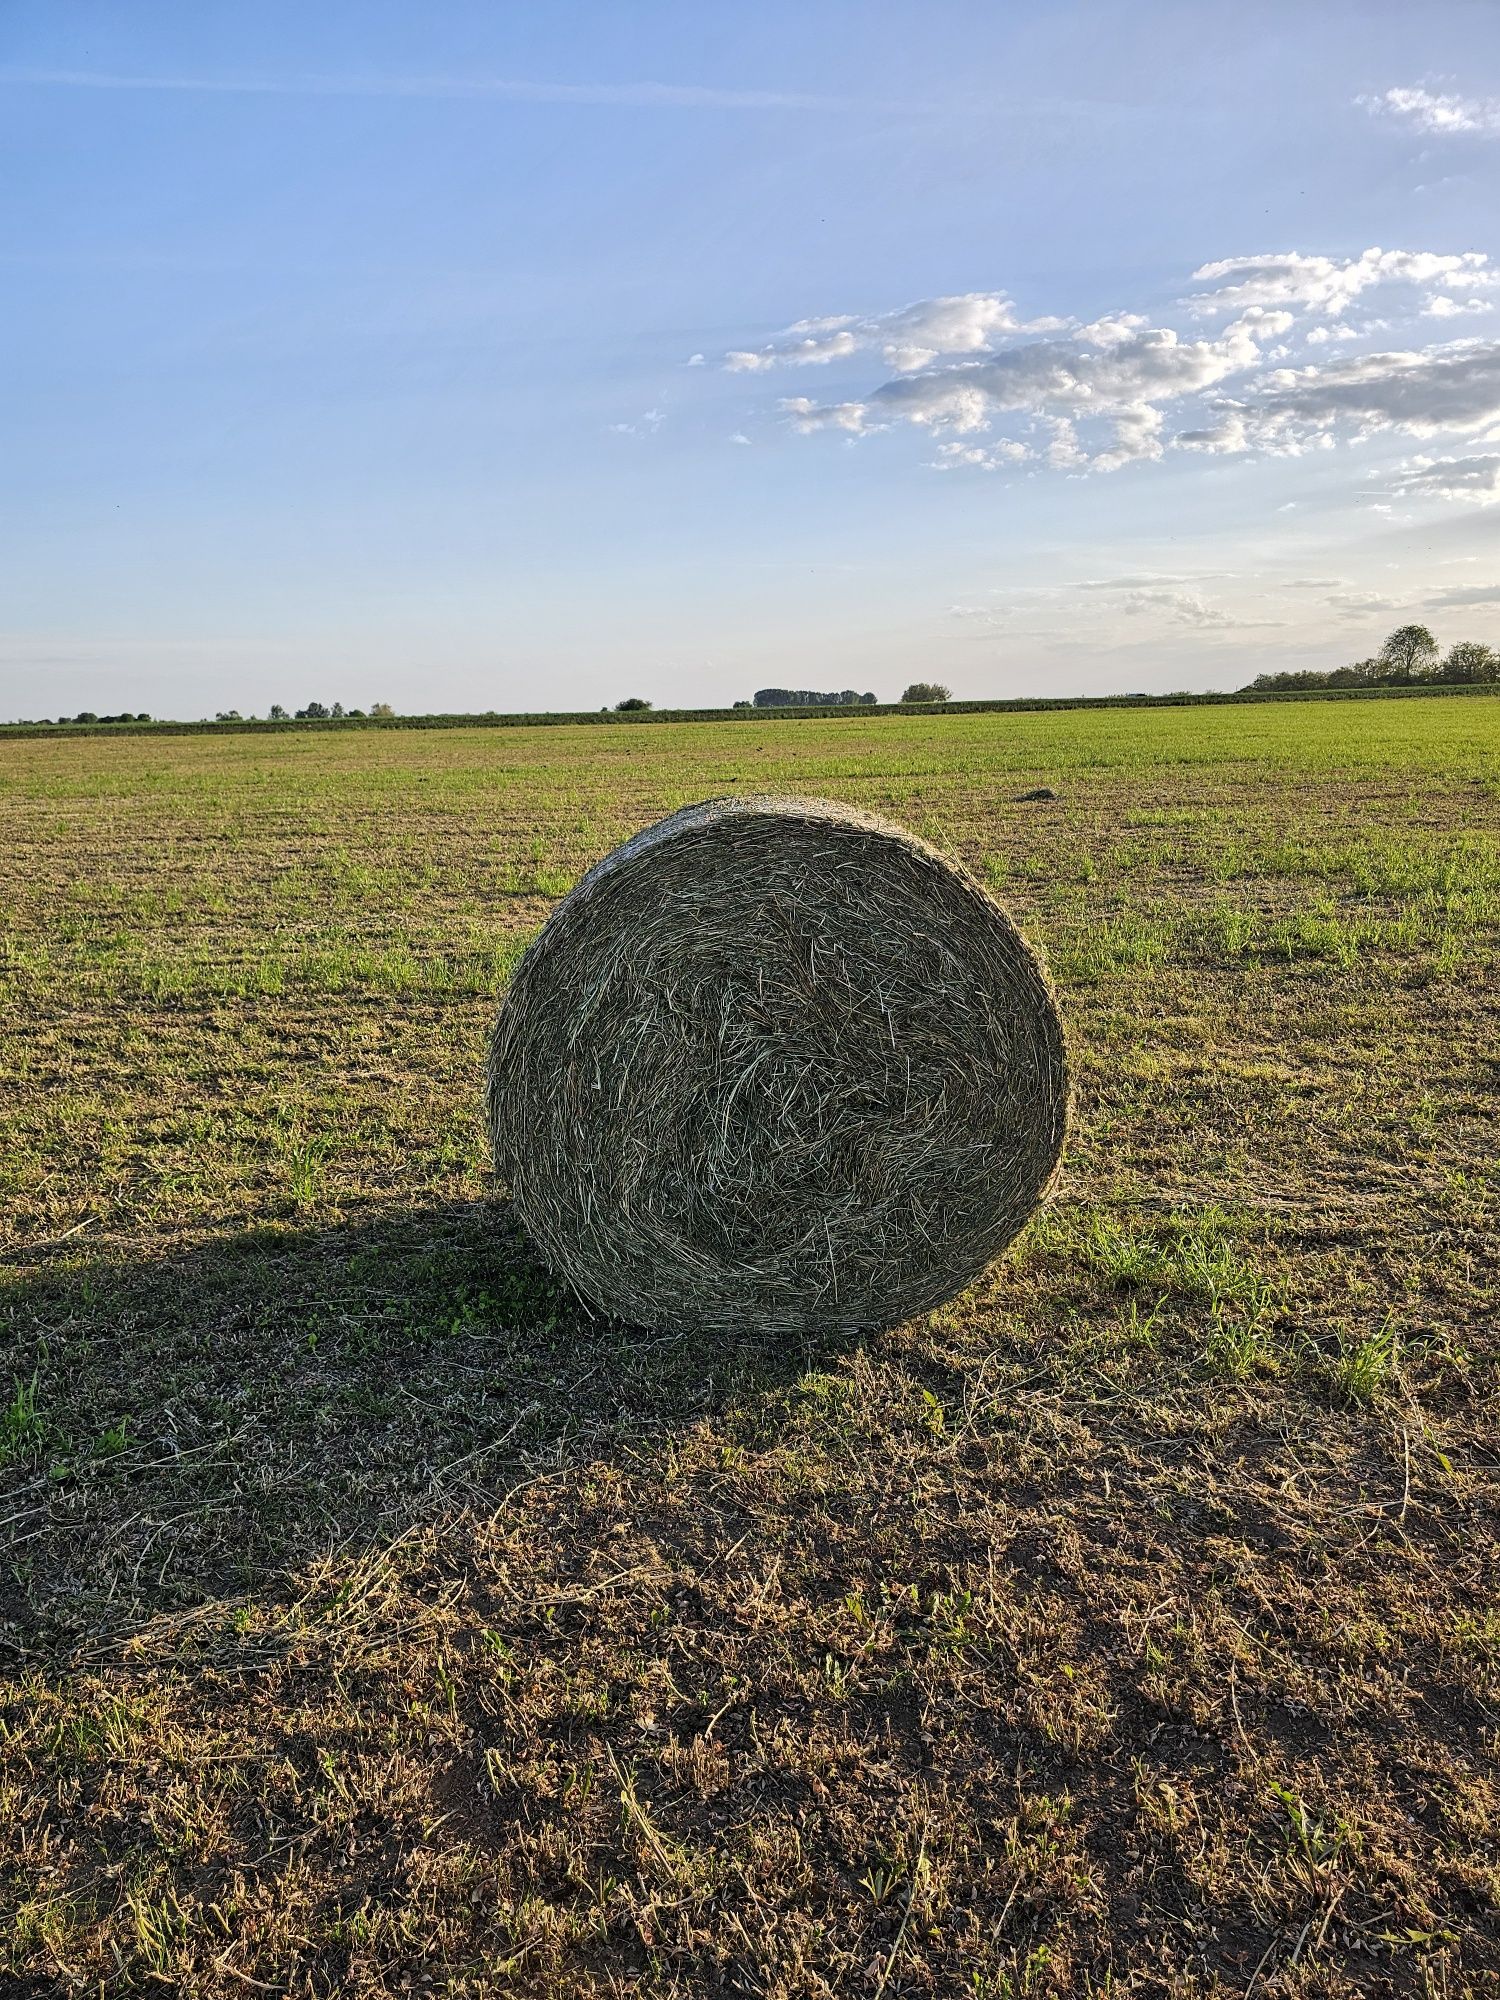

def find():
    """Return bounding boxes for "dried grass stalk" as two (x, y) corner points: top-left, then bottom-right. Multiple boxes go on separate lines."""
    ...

(487, 796), (1068, 1336)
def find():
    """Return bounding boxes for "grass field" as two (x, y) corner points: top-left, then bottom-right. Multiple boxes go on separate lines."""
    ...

(2, 697), (1498, 1997)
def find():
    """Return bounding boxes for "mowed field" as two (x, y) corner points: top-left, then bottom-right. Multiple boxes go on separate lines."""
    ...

(2, 697), (1498, 1998)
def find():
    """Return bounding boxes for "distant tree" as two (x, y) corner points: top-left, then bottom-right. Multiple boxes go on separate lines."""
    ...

(1378, 624), (1439, 681)
(900, 682), (951, 704)
(1439, 639), (1499, 684)
(296, 701), (330, 720)
(1326, 659), (1379, 687)
(73, 711), (98, 724)
(269, 703), (288, 720)
(369, 701), (395, 719)
(1248, 669), (1335, 691)
(753, 688), (871, 708)
(346, 707), (366, 718)
(860, 693), (877, 705)
(330, 701), (345, 719)
(615, 696), (652, 712)
(136, 712), (151, 722)
(215, 709), (242, 722)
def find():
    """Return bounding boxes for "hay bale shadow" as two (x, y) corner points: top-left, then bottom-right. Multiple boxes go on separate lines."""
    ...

(0, 1199), (832, 1661)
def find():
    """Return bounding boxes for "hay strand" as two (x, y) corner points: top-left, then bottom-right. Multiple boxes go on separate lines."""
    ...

(487, 795), (1068, 1336)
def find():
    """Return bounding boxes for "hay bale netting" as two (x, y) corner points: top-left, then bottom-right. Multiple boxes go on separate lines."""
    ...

(487, 795), (1069, 1338)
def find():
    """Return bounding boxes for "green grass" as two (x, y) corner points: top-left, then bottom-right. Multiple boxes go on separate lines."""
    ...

(1, 694), (1497, 1996)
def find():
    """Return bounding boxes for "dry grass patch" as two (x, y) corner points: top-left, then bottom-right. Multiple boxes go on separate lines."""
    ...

(2, 699), (1497, 1995)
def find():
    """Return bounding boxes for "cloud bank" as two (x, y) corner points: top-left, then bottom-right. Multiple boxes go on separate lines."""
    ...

(722, 248), (1500, 491)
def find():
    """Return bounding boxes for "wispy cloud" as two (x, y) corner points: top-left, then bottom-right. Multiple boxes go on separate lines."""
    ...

(726, 295), (1068, 376)
(0, 67), (855, 112)
(1324, 590), (1401, 617)
(609, 408), (665, 439)
(1423, 580), (1500, 606)
(1186, 247), (1490, 318)
(1119, 587), (1243, 627)
(1361, 85), (1500, 137)
(1075, 571), (1233, 591)
(1390, 452), (1500, 505)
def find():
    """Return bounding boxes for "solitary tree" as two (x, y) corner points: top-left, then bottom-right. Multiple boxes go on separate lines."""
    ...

(268, 703), (288, 720)
(1378, 624), (1439, 681)
(296, 700), (330, 720)
(370, 701), (395, 718)
(900, 681), (951, 704)
(615, 696), (652, 712)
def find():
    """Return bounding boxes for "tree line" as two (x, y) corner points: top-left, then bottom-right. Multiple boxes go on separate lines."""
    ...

(1245, 625), (1497, 694)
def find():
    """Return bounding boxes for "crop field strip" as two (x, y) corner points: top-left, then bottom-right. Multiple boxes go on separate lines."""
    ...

(1, 695), (1497, 1996)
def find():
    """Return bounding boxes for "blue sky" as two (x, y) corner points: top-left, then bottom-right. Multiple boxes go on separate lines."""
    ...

(3, 0), (1499, 719)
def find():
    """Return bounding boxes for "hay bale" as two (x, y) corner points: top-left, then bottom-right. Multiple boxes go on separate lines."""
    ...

(487, 795), (1068, 1337)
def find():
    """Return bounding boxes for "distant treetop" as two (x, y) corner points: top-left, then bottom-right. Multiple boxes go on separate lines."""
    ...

(900, 682), (951, 704)
(1245, 624), (1496, 695)
(54, 710), (149, 725)
(753, 688), (876, 708)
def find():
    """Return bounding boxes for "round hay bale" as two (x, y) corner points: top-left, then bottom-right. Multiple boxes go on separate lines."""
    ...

(487, 795), (1068, 1337)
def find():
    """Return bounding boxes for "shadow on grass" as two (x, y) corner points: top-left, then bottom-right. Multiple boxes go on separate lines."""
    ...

(0, 1199), (824, 1661)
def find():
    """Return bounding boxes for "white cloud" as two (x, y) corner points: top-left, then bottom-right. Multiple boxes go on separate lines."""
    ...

(1424, 295), (1493, 318)
(781, 395), (877, 434)
(1392, 453), (1500, 504)
(724, 293), (1067, 375)
(728, 323), (860, 372)
(1174, 412), (1252, 455)
(1363, 85), (1500, 137)
(735, 255), (1500, 486)
(1043, 416), (1088, 468)
(785, 311), (1288, 466)
(1187, 247), (1491, 318)
(1091, 402), (1167, 472)
(931, 438), (1031, 471)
